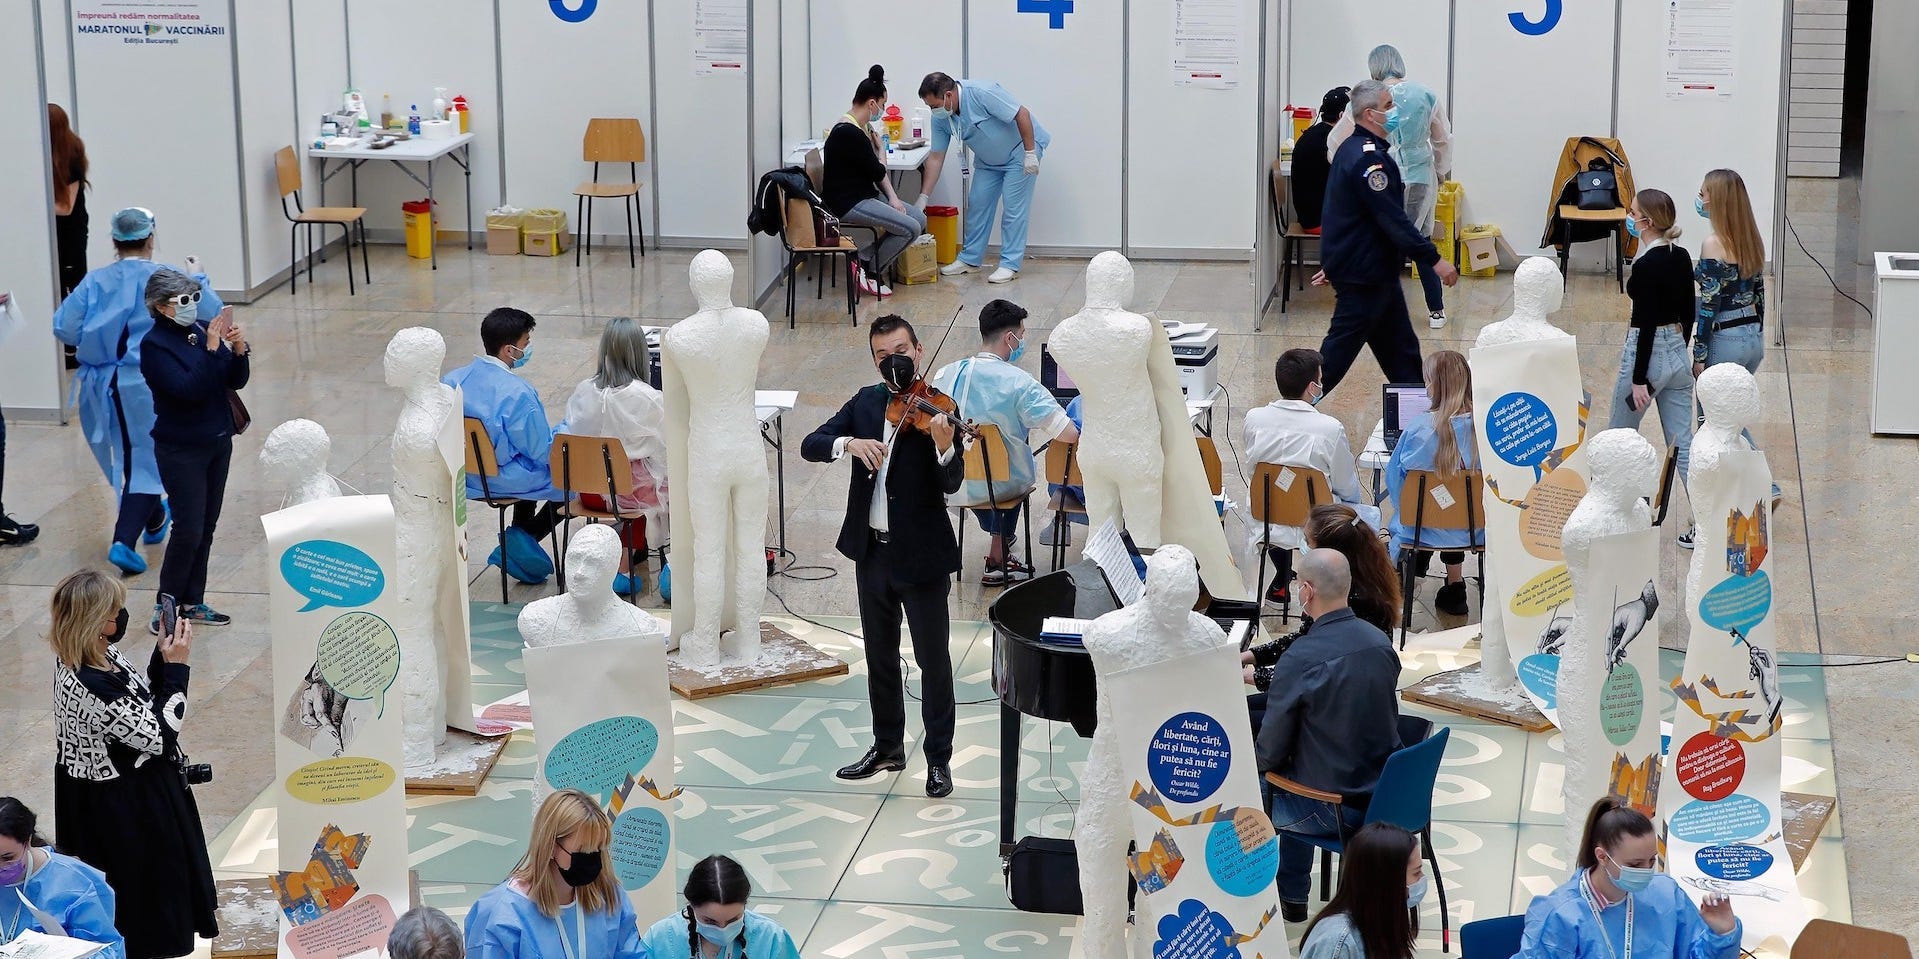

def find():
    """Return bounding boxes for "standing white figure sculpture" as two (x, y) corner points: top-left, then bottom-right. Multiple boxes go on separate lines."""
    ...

(260, 419), (343, 507)
(661, 251), (771, 666)
(1557, 428), (1658, 856)
(1472, 256), (1573, 690)
(1049, 252), (1248, 599)
(1686, 365), (1763, 602)
(519, 524), (671, 650)
(385, 328), (456, 767)
(1077, 544), (1224, 959)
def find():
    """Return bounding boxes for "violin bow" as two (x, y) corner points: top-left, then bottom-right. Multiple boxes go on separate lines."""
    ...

(919, 304), (967, 379)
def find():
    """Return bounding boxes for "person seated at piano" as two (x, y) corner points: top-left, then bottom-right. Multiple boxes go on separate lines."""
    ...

(801, 315), (966, 799)
(1243, 348), (1377, 607)
(931, 299), (1079, 586)
(1256, 548), (1402, 924)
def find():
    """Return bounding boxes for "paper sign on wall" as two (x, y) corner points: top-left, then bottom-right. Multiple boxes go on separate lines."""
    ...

(263, 496), (410, 959)
(1664, 0), (1737, 99)
(693, 0), (746, 75)
(526, 635), (680, 921)
(1172, 0), (1241, 89)
(1110, 648), (1289, 959)
(1663, 450), (1803, 947)
(1470, 336), (1591, 724)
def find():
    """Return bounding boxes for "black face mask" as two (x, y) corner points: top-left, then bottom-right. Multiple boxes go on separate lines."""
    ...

(879, 352), (918, 392)
(556, 848), (603, 887)
(108, 608), (129, 645)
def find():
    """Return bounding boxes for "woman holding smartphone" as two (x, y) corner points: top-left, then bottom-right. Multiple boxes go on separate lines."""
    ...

(1606, 188), (1695, 503)
(138, 270), (249, 632)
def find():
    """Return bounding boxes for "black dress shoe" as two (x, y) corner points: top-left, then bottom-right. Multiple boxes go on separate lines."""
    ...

(925, 764), (954, 798)
(836, 747), (906, 781)
(1281, 899), (1309, 923)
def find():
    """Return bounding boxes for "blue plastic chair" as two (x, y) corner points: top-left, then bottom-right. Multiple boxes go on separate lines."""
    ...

(1460, 915), (1525, 959)
(1268, 726), (1454, 951)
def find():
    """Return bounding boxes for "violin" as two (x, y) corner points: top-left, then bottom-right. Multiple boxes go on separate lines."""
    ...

(885, 380), (981, 440)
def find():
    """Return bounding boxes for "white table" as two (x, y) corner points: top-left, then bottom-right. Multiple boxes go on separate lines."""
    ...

(1186, 386), (1221, 436)
(309, 132), (475, 269)
(1360, 418), (1390, 503)
(786, 142), (931, 190)
(756, 389), (799, 557)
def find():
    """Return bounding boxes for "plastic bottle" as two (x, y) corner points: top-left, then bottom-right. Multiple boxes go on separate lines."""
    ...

(380, 93), (393, 129)
(432, 87), (449, 121)
(408, 105), (422, 135)
(882, 130), (892, 155)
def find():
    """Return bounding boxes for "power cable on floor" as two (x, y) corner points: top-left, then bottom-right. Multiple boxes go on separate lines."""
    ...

(1784, 212), (1873, 318)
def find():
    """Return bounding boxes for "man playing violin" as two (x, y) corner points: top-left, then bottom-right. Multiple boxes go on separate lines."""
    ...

(801, 314), (966, 798)
(931, 299), (1079, 586)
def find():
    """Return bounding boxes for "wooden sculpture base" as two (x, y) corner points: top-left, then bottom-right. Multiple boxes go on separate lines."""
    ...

(668, 622), (849, 700)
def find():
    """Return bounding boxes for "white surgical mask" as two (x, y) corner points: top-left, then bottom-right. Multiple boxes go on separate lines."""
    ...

(1407, 875), (1430, 908)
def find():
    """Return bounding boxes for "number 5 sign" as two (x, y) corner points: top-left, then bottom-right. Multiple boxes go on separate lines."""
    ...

(1509, 0), (1562, 35)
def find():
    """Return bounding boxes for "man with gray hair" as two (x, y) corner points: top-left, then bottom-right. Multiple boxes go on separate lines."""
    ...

(1254, 547), (1403, 921)
(389, 906), (463, 959)
(1314, 78), (1458, 396)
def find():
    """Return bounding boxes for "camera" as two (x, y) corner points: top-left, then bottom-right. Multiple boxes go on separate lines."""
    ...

(183, 763), (214, 786)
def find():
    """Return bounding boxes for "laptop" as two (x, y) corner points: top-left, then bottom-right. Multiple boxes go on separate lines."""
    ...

(1382, 382), (1431, 451)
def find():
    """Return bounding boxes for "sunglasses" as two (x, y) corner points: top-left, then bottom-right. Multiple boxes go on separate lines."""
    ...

(168, 291), (203, 309)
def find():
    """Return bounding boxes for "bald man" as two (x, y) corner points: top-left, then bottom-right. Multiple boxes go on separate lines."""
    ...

(1256, 548), (1403, 921)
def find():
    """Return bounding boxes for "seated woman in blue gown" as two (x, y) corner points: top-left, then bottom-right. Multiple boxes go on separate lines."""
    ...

(640, 855), (801, 959)
(464, 790), (646, 959)
(0, 798), (124, 959)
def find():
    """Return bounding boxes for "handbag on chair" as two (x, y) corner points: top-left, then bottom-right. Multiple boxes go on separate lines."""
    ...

(1576, 157), (1620, 211)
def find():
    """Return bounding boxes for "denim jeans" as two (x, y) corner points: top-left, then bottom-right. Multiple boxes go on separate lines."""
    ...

(840, 197), (927, 273)
(1269, 789), (1366, 903)
(1404, 181), (1444, 314)
(1700, 322), (1778, 495)
(1608, 326), (1694, 491)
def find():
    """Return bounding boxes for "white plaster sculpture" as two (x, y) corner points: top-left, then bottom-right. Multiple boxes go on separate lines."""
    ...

(661, 251), (771, 666)
(1471, 256), (1573, 690)
(519, 524), (671, 650)
(261, 419), (343, 507)
(1556, 428), (1658, 856)
(1048, 252), (1248, 600)
(1686, 365), (1762, 603)
(1077, 544), (1225, 959)
(385, 328), (457, 767)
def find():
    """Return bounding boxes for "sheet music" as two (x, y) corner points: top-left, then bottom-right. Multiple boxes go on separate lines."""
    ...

(1085, 520), (1145, 606)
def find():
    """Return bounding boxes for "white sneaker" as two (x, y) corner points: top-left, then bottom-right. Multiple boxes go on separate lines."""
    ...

(988, 267), (1019, 284)
(940, 260), (979, 276)
(1428, 310), (1447, 329)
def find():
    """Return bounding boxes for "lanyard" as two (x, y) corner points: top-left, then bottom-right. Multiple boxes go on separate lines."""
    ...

(5, 853), (66, 941)
(1581, 870), (1633, 959)
(555, 904), (586, 959)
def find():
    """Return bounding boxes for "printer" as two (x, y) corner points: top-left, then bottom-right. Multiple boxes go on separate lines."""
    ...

(1169, 327), (1220, 398)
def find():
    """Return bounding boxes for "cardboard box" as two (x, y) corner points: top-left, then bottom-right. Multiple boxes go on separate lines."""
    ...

(523, 229), (571, 257)
(896, 234), (938, 285)
(486, 225), (521, 255)
(1461, 226), (1501, 276)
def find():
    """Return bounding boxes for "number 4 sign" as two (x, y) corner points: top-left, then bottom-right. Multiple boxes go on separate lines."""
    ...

(1017, 0), (1073, 30)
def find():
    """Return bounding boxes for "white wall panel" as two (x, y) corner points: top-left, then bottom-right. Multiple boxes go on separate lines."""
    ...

(967, 0), (1123, 251)
(651, 0), (748, 243)
(749, 0), (785, 303)
(234, 0), (297, 290)
(2, 0), (63, 414)
(808, 0), (963, 208)
(1285, 0), (1449, 125)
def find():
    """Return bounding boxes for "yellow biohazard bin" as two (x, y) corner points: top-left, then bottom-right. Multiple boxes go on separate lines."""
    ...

(926, 205), (961, 264)
(402, 199), (435, 259)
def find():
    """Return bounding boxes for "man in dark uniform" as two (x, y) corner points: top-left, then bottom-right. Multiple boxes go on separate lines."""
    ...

(1314, 78), (1458, 394)
(801, 315), (966, 798)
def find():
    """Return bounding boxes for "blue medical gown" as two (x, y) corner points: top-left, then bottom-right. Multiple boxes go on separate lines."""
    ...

(463, 884), (647, 959)
(52, 258), (222, 498)
(0, 851), (125, 959)
(638, 910), (802, 959)
(1519, 872), (1741, 959)
(1383, 411), (1481, 554)
(932, 354), (1070, 507)
(443, 358), (562, 501)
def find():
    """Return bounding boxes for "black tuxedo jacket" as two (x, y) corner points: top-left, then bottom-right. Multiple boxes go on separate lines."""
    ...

(801, 384), (966, 583)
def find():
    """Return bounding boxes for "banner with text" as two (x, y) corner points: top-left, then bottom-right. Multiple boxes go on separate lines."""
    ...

(1470, 336), (1592, 724)
(435, 390), (479, 734)
(263, 496), (409, 959)
(1569, 528), (1665, 825)
(526, 634), (679, 921)
(1662, 449), (1803, 947)
(1110, 647), (1290, 959)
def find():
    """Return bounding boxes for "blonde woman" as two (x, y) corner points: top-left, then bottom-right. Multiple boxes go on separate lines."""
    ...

(1690, 168), (1778, 510)
(464, 790), (645, 959)
(47, 569), (216, 959)
(1383, 350), (1477, 616)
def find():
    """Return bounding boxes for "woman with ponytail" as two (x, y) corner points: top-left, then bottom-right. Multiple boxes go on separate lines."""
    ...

(1518, 798), (1740, 958)
(821, 65), (927, 297)
(641, 855), (800, 959)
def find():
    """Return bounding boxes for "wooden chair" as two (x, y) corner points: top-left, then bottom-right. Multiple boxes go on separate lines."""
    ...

(1248, 462), (1332, 623)
(1394, 468), (1487, 649)
(1790, 919), (1914, 959)
(803, 148), (880, 282)
(1651, 443), (1679, 527)
(463, 417), (527, 603)
(1556, 204), (1629, 293)
(275, 146), (369, 296)
(778, 188), (859, 328)
(573, 119), (647, 268)
(548, 433), (648, 601)
(957, 423), (1034, 582)
(1263, 160), (1320, 324)
(1041, 439), (1086, 572)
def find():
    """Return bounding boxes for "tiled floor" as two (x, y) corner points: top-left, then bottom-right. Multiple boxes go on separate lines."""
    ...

(2, 172), (1911, 949)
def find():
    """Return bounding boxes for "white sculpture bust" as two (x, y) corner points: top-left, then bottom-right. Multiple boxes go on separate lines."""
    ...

(1555, 428), (1657, 855)
(1048, 251), (1165, 544)
(661, 251), (771, 667)
(1686, 364), (1762, 600)
(261, 419), (343, 507)
(1076, 544), (1227, 959)
(519, 524), (671, 649)
(385, 327), (457, 767)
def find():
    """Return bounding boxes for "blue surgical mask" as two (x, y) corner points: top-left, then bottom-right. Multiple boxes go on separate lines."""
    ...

(696, 918), (744, 947)
(931, 106), (951, 121)
(509, 343), (532, 370)
(1308, 381), (1326, 406)
(1695, 196), (1708, 218)
(1624, 215), (1641, 239)
(1008, 335), (1025, 364)
(1606, 857), (1657, 894)
(1379, 106), (1401, 134)
(1407, 875), (1430, 908)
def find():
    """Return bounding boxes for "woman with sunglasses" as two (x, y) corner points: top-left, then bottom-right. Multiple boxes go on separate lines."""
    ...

(137, 270), (249, 633)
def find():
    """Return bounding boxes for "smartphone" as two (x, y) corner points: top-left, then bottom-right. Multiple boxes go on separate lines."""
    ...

(158, 594), (179, 638)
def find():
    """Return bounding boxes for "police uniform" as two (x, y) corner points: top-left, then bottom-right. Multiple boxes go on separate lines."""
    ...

(1316, 125), (1442, 393)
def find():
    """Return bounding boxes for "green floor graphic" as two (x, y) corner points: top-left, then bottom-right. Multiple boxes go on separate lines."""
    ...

(207, 604), (1851, 957)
